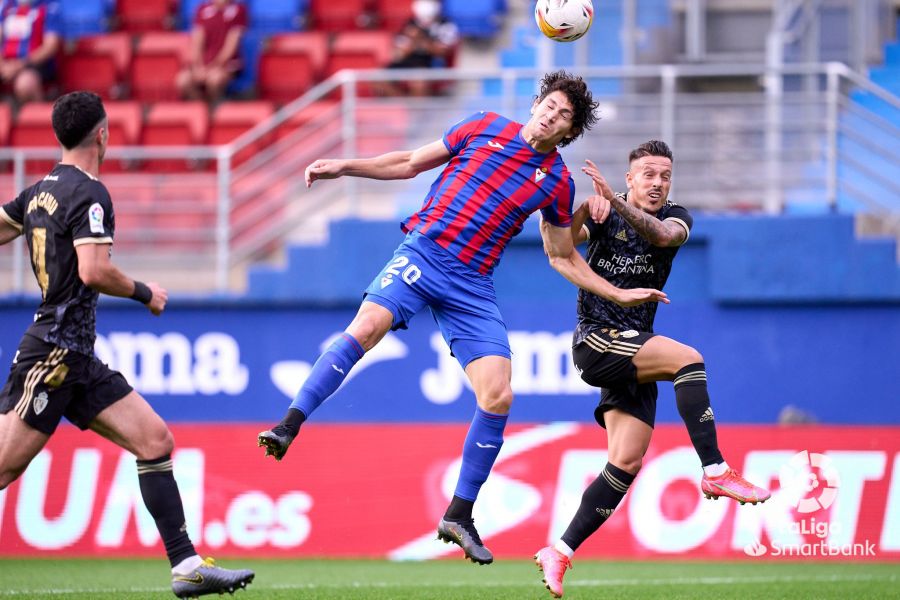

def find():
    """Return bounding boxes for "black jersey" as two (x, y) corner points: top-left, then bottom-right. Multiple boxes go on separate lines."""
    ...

(574, 193), (692, 346)
(0, 164), (116, 355)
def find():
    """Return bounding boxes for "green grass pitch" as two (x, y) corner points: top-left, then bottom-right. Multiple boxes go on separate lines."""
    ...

(0, 558), (897, 599)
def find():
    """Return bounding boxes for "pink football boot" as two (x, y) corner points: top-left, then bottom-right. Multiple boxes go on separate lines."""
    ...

(534, 546), (573, 598)
(702, 468), (771, 505)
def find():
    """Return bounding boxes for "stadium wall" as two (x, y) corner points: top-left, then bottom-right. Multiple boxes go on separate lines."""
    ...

(1, 214), (899, 560)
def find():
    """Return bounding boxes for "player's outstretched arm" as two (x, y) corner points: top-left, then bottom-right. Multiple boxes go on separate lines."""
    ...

(305, 139), (451, 187)
(540, 219), (669, 308)
(75, 243), (168, 315)
(0, 217), (21, 245)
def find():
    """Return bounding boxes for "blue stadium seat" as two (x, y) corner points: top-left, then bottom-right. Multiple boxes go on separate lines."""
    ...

(247, 0), (307, 34)
(59, 0), (109, 39)
(444, 0), (505, 38)
(227, 29), (264, 96)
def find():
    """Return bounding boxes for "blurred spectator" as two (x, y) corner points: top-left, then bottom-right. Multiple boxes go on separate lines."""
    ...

(176, 0), (246, 103)
(0, 0), (61, 103)
(380, 0), (458, 97)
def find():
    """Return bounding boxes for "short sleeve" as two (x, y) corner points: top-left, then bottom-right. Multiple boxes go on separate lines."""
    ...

(0, 189), (27, 232)
(69, 180), (115, 246)
(233, 3), (248, 28)
(442, 112), (487, 156)
(538, 172), (574, 228)
(583, 215), (606, 241)
(664, 204), (692, 243)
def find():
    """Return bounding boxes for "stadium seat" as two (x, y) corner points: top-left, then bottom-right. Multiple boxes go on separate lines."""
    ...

(0, 102), (10, 171)
(444, 0), (505, 38)
(309, 0), (371, 31)
(227, 29), (264, 97)
(375, 0), (412, 32)
(10, 103), (58, 174)
(141, 102), (209, 171)
(209, 101), (275, 166)
(59, 33), (131, 99)
(116, 0), (176, 32)
(257, 32), (328, 103)
(273, 99), (339, 141)
(59, 0), (110, 38)
(247, 0), (307, 34)
(0, 102), (10, 147)
(102, 101), (143, 172)
(324, 31), (393, 94)
(130, 32), (191, 101)
(325, 30), (393, 76)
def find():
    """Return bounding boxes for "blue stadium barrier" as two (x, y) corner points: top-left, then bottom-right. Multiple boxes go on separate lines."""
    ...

(179, 0), (207, 29)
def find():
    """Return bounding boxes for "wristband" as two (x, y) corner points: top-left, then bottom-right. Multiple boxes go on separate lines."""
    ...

(130, 280), (152, 304)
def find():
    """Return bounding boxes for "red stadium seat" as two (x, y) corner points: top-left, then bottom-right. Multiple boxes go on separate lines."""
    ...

(10, 103), (57, 174)
(102, 101), (143, 172)
(309, 0), (372, 31)
(257, 33), (328, 103)
(273, 100), (340, 141)
(116, 0), (175, 32)
(325, 31), (393, 96)
(325, 31), (393, 78)
(0, 102), (10, 171)
(141, 101), (209, 171)
(209, 101), (275, 166)
(0, 102), (10, 147)
(375, 0), (412, 32)
(131, 32), (191, 102)
(59, 33), (132, 100)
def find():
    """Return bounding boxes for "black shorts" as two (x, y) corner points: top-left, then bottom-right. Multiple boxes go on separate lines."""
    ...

(0, 335), (132, 435)
(573, 328), (658, 429)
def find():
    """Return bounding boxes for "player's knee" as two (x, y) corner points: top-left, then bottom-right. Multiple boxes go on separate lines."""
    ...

(478, 383), (513, 414)
(680, 346), (703, 368)
(134, 425), (174, 461)
(609, 456), (642, 475)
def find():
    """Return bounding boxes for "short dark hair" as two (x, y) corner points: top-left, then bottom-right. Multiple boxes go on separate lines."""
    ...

(535, 70), (599, 148)
(628, 140), (673, 164)
(52, 91), (106, 150)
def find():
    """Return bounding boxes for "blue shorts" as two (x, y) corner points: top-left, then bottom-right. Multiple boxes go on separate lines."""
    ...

(364, 233), (510, 368)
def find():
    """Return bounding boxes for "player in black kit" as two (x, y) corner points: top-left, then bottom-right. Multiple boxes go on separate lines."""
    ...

(0, 92), (253, 599)
(534, 141), (770, 598)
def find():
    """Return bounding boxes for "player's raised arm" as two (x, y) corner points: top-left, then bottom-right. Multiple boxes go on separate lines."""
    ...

(540, 218), (669, 307)
(75, 242), (168, 315)
(305, 139), (452, 187)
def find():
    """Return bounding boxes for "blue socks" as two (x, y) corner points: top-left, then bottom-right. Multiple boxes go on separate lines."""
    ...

(289, 334), (364, 418)
(453, 406), (508, 502)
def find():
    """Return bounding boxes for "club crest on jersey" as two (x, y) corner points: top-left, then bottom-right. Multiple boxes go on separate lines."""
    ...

(88, 203), (105, 234)
(615, 229), (628, 241)
(33, 391), (49, 415)
(534, 167), (548, 183)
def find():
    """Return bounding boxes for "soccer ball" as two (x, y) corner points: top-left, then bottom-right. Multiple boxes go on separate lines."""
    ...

(535, 0), (594, 42)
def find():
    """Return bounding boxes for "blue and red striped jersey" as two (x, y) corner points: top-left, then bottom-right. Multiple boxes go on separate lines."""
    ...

(0, 0), (60, 61)
(401, 111), (575, 275)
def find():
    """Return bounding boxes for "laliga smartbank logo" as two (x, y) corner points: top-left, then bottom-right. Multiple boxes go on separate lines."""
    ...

(743, 450), (875, 558)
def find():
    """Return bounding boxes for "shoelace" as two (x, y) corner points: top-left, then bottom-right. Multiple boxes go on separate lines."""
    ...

(456, 519), (484, 545)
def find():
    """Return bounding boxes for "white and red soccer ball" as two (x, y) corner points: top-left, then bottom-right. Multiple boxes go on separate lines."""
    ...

(535, 0), (594, 42)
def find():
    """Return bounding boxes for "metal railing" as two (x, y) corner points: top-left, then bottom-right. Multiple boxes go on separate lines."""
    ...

(2, 61), (899, 294)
